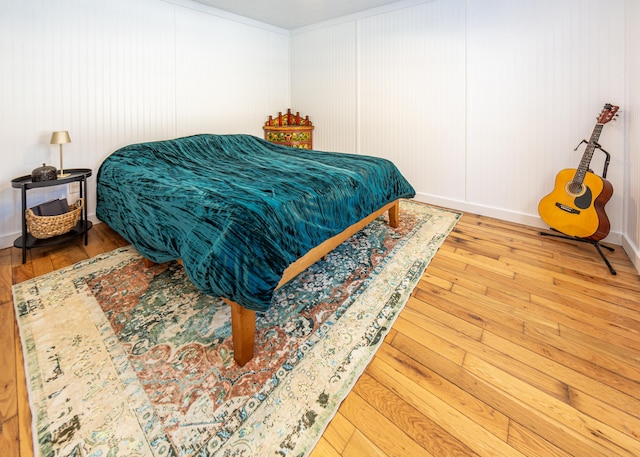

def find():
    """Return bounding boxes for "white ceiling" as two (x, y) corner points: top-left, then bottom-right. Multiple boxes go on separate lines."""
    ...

(191, 0), (402, 29)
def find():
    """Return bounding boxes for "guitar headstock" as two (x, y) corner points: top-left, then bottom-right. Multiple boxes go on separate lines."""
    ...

(597, 103), (619, 124)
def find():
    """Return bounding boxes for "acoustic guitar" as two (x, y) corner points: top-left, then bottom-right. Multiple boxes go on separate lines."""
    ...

(538, 104), (618, 241)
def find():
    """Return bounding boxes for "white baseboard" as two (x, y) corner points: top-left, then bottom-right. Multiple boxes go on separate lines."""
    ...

(622, 234), (640, 273)
(414, 192), (639, 274)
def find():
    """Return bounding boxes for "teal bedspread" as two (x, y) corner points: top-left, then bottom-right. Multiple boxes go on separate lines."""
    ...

(96, 134), (415, 312)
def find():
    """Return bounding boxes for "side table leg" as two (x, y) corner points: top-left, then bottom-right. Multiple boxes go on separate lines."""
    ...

(81, 176), (89, 245)
(21, 187), (27, 263)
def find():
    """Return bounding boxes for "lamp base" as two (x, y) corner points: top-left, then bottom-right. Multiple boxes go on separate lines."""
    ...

(58, 172), (71, 178)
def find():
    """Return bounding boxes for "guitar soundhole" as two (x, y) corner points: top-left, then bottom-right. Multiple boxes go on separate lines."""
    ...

(565, 181), (585, 196)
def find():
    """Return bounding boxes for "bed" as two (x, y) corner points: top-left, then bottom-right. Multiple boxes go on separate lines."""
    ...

(96, 134), (415, 365)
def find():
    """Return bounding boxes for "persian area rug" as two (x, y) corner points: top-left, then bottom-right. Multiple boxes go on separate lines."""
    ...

(13, 200), (460, 457)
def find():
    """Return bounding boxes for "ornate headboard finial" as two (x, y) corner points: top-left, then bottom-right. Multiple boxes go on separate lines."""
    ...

(264, 109), (313, 127)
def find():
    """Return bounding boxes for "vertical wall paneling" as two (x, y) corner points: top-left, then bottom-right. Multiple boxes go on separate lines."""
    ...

(290, 0), (629, 247)
(174, 7), (289, 136)
(0, 0), (177, 239)
(624, 0), (640, 270)
(357, 0), (467, 201)
(264, 32), (292, 127)
(0, 0), (290, 247)
(466, 0), (625, 228)
(290, 22), (357, 153)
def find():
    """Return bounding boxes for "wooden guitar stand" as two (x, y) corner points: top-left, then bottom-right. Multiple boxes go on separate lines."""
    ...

(540, 141), (616, 275)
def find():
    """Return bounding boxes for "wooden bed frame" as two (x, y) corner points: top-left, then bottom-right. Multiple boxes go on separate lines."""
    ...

(145, 200), (399, 366)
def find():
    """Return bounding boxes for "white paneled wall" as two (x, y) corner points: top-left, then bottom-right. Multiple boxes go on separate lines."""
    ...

(0, 0), (289, 248)
(358, 0), (467, 202)
(175, 6), (289, 135)
(290, 22), (357, 153)
(466, 0), (624, 223)
(625, 0), (640, 271)
(291, 0), (629, 247)
(0, 0), (174, 239)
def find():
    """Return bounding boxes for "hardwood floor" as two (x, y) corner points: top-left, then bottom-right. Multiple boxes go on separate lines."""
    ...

(1, 213), (639, 456)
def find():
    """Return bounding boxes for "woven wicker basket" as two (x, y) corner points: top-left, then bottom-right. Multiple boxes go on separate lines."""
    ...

(25, 199), (84, 239)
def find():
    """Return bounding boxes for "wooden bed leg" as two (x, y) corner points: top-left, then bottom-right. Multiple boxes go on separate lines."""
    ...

(223, 299), (256, 366)
(389, 201), (399, 227)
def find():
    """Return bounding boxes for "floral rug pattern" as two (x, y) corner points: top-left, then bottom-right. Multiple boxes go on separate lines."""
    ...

(13, 200), (460, 457)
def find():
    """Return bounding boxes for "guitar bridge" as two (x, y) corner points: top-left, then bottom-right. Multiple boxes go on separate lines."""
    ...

(555, 202), (580, 214)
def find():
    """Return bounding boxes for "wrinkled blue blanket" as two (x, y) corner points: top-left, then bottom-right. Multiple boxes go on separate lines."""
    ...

(97, 134), (415, 311)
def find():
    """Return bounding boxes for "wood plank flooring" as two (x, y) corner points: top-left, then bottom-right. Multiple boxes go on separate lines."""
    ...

(1, 212), (639, 456)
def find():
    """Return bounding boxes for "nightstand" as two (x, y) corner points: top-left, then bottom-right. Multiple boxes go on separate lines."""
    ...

(12, 168), (92, 264)
(264, 109), (314, 149)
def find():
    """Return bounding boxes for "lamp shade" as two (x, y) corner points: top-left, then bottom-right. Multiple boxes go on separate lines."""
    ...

(50, 131), (71, 145)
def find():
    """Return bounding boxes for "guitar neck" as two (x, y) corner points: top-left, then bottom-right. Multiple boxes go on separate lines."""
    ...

(573, 123), (604, 183)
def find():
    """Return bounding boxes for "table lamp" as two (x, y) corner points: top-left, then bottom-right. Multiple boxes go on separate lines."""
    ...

(50, 131), (71, 177)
